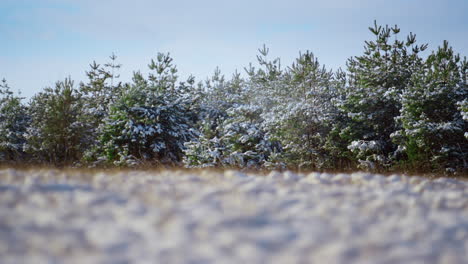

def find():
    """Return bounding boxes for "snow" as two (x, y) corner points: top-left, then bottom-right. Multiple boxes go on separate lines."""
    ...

(1, 169), (467, 263)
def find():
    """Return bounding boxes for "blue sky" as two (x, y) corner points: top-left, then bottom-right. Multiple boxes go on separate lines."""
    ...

(1, 0), (467, 98)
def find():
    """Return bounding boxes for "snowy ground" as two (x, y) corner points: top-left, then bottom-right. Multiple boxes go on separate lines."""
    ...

(0, 169), (467, 264)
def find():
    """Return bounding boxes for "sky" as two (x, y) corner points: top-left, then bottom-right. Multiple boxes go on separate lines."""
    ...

(1, 0), (467, 98)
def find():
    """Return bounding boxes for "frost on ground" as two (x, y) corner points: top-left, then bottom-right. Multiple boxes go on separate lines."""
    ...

(0, 169), (467, 264)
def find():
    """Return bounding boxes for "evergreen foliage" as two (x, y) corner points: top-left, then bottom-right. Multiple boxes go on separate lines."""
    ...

(1, 22), (466, 173)
(93, 53), (196, 166)
(25, 78), (87, 165)
(336, 22), (427, 170)
(254, 49), (340, 169)
(395, 42), (468, 171)
(184, 67), (281, 169)
(0, 79), (29, 162)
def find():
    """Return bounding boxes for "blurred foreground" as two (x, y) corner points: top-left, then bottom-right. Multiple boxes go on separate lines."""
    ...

(0, 169), (467, 263)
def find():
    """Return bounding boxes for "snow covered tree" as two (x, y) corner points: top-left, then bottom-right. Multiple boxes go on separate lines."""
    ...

(183, 69), (243, 167)
(459, 57), (468, 141)
(80, 54), (122, 126)
(25, 78), (88, 165)
(394, 41), (468, 172)
(184, 62), (282, 169)
(2, 22), (465, 171)
(336, 22), (427, 170)
(185, 103), (282, 169)
(193, 68), (243, 138)
(0, 79), (29, 162)
(79, 54), (123, 162)
(222, 102), (282, 168)
(459, 99), (468, 139)
(95, 53), (196, 166)
(259, 51), (339, 169)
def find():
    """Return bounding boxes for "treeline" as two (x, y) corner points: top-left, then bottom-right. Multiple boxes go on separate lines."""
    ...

(1, 22), (467, 173)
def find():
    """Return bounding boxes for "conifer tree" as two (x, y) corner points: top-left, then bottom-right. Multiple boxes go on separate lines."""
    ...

(185, 61), (282, 169)
(0, 79), (29, 162)
(184, 69), (242, 167)
(25, 78), (87, 165)
(80, 53), (122, 122)
(80, 54), (123, 162)
(459, 99), (468, 139)
(337, 21), (427, 170)
(263, 51), (338, 169)
(95, 53), (196, 166)
(395, 42), (468, 171)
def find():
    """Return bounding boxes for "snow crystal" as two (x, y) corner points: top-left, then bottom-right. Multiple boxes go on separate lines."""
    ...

(0, 169), (467, 263)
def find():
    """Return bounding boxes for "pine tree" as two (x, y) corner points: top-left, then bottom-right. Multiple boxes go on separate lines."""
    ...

(0, 79), (29, 162)
(25, 78), (87, 165)
(184, 69), (240, 167)
(395, 42), (468, 172)
(80, 53), (122, 122)
(80, 54), (123, 162)
(337, 21), (427, 170)
(184, 61), (282, 169)
(95, 53), (196, 166)
(262, 51), (338, 169)
(459, 99), (468, 139)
